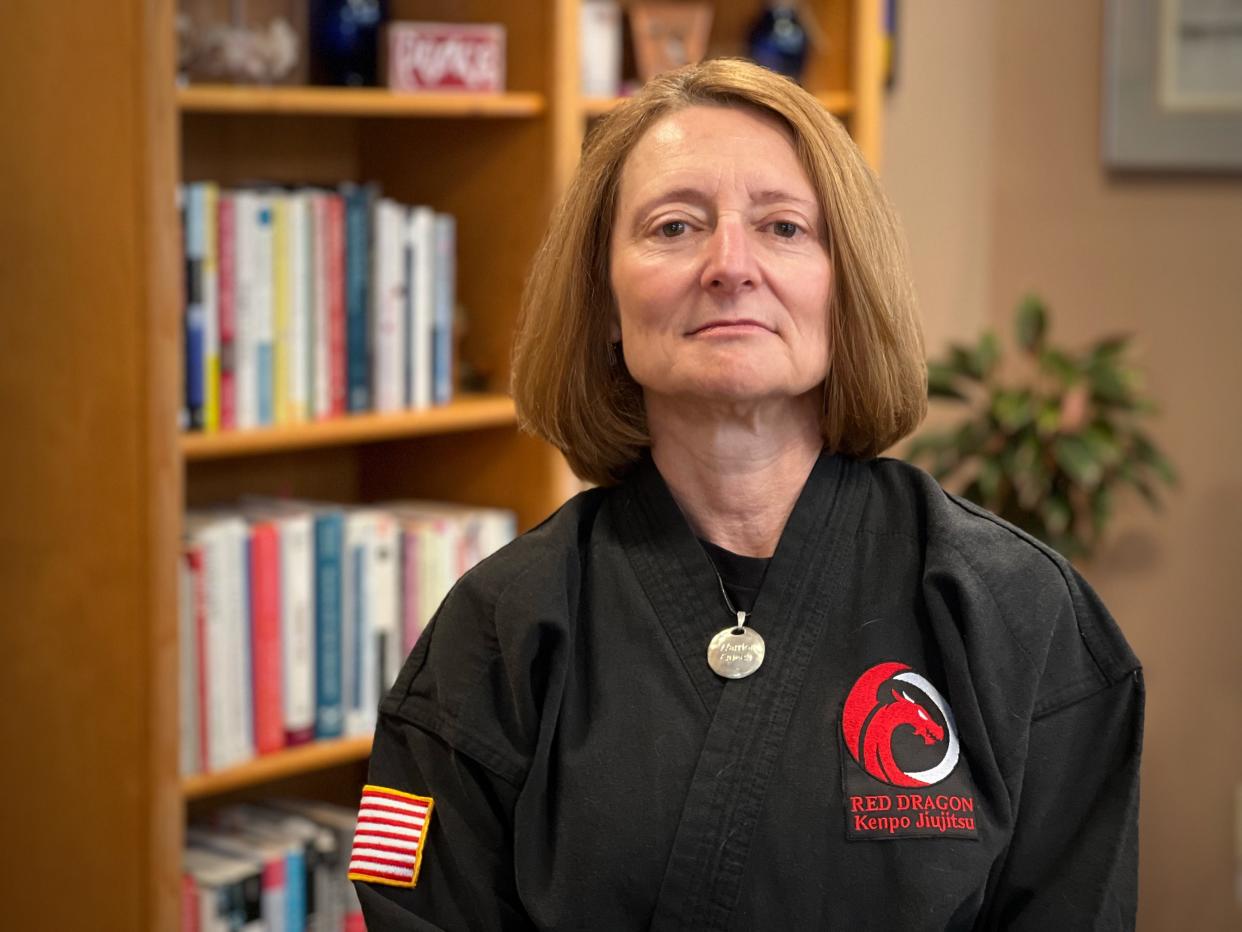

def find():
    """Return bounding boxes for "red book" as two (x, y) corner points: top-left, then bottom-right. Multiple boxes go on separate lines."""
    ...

(326, 194), (347, 417)
(217, 194), (237, 430)
(180, 873), (200, 932)
(249, 521), (285, 755)
(186, 546), (210, 771)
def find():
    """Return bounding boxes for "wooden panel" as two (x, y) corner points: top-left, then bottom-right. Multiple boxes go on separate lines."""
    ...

(179, 85), (545, 118)
(181, 112), (361, 186)
(0, 1), (179, 928)
(358, 429), (576, 531)
(187, 758), (371, 823)
(186, 445), (362, 509)
(358, 118), (551, 389)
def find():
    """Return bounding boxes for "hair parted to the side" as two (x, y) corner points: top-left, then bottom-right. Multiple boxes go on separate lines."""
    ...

(511, 58), (927, 487)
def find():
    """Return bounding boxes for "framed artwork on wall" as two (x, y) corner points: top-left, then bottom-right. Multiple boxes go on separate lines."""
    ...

(1103, 0), (1242, 171)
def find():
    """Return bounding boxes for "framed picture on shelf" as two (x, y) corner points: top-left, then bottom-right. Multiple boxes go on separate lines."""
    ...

(628, 2), (713, 82)
(1103, 0), (1242, 171)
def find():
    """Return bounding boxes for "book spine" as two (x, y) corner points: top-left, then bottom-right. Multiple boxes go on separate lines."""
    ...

(180, 546), (203, 776)
(181, 873), (201, 932)
(234, 191), (257, 430)
(281, 513), (316, 746)
(433, 212), (456, 405)
(312, 193), (331, 420)
(202, 182), (220, 433)
(199, 525), (230, 770)
(314, 512), (344, 738)
(343, 185), (372, 413)
(184, 184), (206, 430)
(327, 194), (347, 418)
(401, 523), (421, 654)
(372, 201), (402, 413)
(249, 521), (285, 755)
(217, 193), (237, 431)
(411, 206), (436, 409)
(271, 193), (290, 425)
(288, 192), (310, 424)
(401, 208), (416, 408)
(232, 521), (256, 764)
(253, 196), (275, 427)
(372, 513), (401, 705)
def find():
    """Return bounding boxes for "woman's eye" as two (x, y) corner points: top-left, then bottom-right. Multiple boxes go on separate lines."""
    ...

(659, 220), (687, 238)
(771, 221), (801, 239)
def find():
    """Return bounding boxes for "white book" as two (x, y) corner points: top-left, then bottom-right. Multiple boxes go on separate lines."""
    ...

(288, 190), (312, 423)
(233, 191), (258, 430)
(183, 515), (229, 771)
(279, 510), (316, 743)
(221, 516), (255, 768)
(581, 0), (623, 97)
(251, 193), (276, 426)
(372, 199), (406, 413)
(370, 511), (402, 702)
(178, 546), (201, 777)
(311, 192), (332, 420)
(407, 206), (436, 409)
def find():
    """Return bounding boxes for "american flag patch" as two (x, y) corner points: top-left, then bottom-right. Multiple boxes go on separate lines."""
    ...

(348, 784), (435, 888)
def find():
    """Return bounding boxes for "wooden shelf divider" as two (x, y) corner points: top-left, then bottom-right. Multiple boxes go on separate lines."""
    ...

(183, 736), (373, 801)
(181, 393), (518, 461)
(177, 84), (546, 118)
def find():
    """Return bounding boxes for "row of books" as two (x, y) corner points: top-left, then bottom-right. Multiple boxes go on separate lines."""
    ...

(179, 499), (516, 776)
(180, 181), (457, 434)
(184, 799), (362, 932)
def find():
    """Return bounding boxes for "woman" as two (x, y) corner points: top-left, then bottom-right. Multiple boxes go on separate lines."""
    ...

(351, 59), (1142, 931)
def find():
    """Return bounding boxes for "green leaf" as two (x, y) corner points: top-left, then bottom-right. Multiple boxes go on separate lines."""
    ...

(1039, 348), (1081, 386)
(1016, 295), (1048, 353)
(1131, 431), (1178, 485)
(1082, 422), (1122, 469)
(977, 457), (1003, 505)
(1053, 435), (1103, 488)
(973, 331), (1001, 379)
(1088, 360), (1136, 407)
(1036, 399), (1061, 436)
(949, 344), (984, 381)
(927, 362), (966, 400)
(1041, 492), (1073, 535)
(990, 389), (1034, 432)
(1089, 334), (1131, 364)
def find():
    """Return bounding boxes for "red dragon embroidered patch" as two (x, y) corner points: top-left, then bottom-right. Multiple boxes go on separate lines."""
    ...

(840, 661), (979, 841)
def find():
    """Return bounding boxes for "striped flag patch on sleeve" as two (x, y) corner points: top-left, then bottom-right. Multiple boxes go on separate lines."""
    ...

(348, 784), (435, 888)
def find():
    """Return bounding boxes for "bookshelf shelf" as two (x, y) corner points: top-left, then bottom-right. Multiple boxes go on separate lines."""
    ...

(583, 91), (855, 119)
(181, 393), (518, 461)
(183, 736), (373, 800)
(177, 84), (547, 118)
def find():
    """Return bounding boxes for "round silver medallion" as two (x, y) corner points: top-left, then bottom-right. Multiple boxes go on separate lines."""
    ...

(707, 624), (766, 679)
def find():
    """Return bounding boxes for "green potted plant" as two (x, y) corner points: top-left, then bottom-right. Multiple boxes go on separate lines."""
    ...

(906, 295), (1177, 559)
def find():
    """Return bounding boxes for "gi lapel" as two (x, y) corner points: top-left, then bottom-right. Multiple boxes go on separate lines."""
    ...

(615, 452), (869, 931)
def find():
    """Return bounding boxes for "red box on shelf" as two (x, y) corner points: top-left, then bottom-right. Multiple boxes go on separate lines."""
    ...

(383, 22), (506, 93)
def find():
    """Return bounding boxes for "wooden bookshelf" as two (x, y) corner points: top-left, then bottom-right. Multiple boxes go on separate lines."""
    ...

(183, 737), (373, 800)
(2, 2), (884, 929)
(177, 84), (546, 118)
(181, 393), (518, 461)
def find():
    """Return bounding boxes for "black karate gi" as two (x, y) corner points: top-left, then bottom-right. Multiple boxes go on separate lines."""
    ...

(355, 452), (1143, 931)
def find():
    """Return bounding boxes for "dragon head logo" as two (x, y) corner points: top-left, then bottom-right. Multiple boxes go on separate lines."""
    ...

(842, 661), (961, 787)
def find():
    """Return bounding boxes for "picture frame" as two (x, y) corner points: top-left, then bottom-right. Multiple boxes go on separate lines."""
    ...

(1103, 0), (1242, 171)
(628, 2), (714, 82)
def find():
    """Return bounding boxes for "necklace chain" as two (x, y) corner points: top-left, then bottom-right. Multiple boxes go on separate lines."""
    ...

(712, 568), (749, 629)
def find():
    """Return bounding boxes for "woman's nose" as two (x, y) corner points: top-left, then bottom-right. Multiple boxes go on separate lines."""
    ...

(699, 220), (758, 294)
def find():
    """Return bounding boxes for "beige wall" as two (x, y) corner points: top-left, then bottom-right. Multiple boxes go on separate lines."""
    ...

(885, 2), (1242, 929)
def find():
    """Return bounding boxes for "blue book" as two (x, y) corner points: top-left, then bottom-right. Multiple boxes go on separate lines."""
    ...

(183, 185), (206, 429)
(314, 510), (344, 738)
(342, 183), (376, 413)
(284, 846), (306, 931)
(432, 213), (456, 405)
(254, 197), (275, 426)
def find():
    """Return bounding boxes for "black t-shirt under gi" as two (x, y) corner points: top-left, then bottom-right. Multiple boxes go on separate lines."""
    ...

(354, 452), (1143, 930)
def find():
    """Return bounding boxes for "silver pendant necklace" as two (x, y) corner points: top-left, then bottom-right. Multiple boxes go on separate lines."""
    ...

(706, 570), (766, 679)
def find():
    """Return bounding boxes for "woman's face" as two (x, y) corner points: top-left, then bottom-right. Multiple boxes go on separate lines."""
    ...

(609, 104), (832, 409)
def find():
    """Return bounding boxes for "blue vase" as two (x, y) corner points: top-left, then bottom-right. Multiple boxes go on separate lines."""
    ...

(310, 0), (388, 87)
(748, 3), (809, 82)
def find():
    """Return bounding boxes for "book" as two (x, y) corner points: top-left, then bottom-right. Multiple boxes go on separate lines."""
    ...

(407, 205), (436, 409)
(342, 182), (377, 413)
(313, 508), (345, 739)
(183, 184), (206, 430)
(217, 192), (238, 430)
(200, 182), (221, 433)
(183, 846), (264, 932)
(372, 199), (407, 413)
(432, 212), (456, 405)
(248, 519), (285, 756)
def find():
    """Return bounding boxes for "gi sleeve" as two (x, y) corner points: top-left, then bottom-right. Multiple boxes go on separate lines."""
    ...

(353, 711), (532, 932)
(980, 566), (1145, 931)
(351, 548), (560, 932)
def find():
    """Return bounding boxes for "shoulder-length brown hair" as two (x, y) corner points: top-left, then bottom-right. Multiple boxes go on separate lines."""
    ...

(512, 58), (926, 486)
